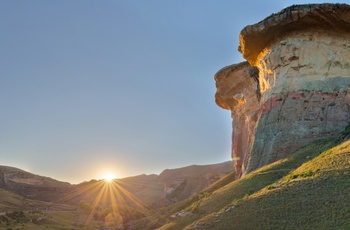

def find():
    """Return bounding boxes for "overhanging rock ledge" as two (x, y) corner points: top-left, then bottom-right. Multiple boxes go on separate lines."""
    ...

(215, 4), (350, 178)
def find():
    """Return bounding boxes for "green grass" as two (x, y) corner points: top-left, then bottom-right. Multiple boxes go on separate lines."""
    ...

(0, 210), (106, 230)
(0, 189), (52, 212)
(135, 137), (350, 230)
(183, 139), (350, 229)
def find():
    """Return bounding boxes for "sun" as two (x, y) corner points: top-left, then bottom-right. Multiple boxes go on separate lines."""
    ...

(103, 173), (115, 182)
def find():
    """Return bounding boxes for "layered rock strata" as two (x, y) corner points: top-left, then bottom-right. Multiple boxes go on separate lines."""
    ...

(215, 4), (350, 178)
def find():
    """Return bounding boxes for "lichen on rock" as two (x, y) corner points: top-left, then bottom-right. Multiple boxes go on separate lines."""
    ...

(216, 3), (350, 178)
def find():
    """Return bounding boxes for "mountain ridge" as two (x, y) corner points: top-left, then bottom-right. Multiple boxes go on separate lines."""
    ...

(0, 161), (232, 207)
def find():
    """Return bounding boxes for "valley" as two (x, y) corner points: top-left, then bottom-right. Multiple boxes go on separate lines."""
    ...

(0, 162), (232, 229)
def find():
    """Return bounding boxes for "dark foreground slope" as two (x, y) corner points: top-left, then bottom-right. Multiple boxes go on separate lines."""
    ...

(134, 136), (350, 229)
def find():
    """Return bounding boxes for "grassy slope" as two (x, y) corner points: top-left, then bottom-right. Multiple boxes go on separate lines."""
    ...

(0, 211), (105, 230)
(135, 137), (350, 229)
(0, 189), (101, 229)
(132, 171), (237, 229)
(0, 188), (49, 212)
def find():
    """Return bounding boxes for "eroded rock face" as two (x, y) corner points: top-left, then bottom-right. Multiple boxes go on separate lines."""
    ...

(239, 4), (350, 66)
(216, 4), (350, 178)
(215, 62), (261, 178)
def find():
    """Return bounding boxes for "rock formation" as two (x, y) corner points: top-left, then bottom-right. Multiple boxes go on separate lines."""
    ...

(215, 4), (350, 178)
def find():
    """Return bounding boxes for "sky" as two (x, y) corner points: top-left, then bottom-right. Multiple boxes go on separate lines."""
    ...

(1, 0), (347, 184)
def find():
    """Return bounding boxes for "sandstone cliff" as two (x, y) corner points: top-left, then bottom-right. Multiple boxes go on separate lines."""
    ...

(215, 4), (350, 178)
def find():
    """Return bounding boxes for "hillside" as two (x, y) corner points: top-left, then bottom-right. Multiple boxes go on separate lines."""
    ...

(60, 161), (232, 208)
(131, 161), (233, 206)
(133, 135), (350, 229)
(0, 165), (72, 202)
(4, 137), (349, 229)
(0, 162), (232, 229)
(0, 188), (47, 212)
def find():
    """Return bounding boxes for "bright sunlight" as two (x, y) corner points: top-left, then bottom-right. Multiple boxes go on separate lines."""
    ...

(103, 173), (115, 182)
(56, 175), (149, 228)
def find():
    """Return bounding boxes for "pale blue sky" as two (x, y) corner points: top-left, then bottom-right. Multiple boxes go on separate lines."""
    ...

(0, 1), (346, 183)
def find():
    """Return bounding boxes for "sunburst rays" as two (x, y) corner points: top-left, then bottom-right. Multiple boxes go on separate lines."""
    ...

(52, 178), (156, 227)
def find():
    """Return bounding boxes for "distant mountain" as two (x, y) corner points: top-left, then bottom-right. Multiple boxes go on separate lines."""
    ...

(0, 161), (234, 228)
(0, 161), (232, 208)
(128, 161), (233, 207)
(0, 165), (72, 202)
(59, 161), (233, 208)
(0, 166), (77, 214)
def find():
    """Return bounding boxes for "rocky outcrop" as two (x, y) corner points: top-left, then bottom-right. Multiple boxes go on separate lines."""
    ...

(0, 166), (71, 201)
(215, 4), (350, 178)
(215, 63), (261, 178)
